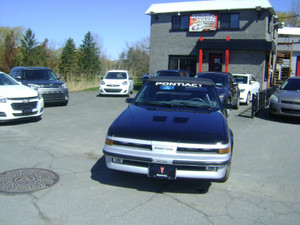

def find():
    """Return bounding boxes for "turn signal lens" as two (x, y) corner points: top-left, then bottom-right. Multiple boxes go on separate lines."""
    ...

(105, 138), (114, 146)
(218, 147), (231, 154)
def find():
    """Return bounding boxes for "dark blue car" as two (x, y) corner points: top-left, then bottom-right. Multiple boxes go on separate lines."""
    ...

(103, 77), (233, 182)
(10, 67), (69, 106)
(196, 72), (240, 109)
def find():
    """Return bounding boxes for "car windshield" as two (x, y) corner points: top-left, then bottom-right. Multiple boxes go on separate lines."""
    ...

(197, 74), (227, 86)
(0, 73), (19, 86)
(234, 75), (248, 84)
(135, 81), (221, 110)
(105, 72), (127, 79)
(280, 79), (300, 91)
(24, 70), (58, 81)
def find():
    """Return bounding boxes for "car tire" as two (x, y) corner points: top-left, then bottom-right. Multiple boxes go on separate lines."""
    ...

(61, 101), (68, 106)
(233, 97), (239, 109)
(246, 92), (251, 105)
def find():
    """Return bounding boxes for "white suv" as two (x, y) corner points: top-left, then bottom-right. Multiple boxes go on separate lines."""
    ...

(99, 70), (134, 96)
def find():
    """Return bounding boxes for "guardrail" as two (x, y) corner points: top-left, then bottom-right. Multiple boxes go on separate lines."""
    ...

(251, 86), (278, 118)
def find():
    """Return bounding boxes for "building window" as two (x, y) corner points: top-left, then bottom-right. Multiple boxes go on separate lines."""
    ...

(172, 15), (189, 30)
(169, 55), (197, 77)
(221, 13), (239, 29)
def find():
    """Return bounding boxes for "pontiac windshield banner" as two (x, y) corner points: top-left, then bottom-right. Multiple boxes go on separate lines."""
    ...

(189, 13), (218, 32)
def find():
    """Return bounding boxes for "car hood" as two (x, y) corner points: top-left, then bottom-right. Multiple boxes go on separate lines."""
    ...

(0, 85), (38, 98)
(103, 79), (127, 85)
(108, 105), (229, 144)
(22, 80), (64, 86)
(276, 90), (300, 101)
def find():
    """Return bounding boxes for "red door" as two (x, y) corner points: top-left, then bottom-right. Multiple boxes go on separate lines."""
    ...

(209, 54), (222, 72)
(296, 56), (300, 77)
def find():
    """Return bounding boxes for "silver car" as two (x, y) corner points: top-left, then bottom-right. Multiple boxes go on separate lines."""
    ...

(269, 77), (300, 117)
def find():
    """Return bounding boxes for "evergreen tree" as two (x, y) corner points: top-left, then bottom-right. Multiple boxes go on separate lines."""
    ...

(59, 38), (77, 81)
(20, 28), (39, 66)
(77, 31), (101, 79)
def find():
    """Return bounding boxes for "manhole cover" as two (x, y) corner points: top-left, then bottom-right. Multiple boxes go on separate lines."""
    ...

(0, 168), (59, 194)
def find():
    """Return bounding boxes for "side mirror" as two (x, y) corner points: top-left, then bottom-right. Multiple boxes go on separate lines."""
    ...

(223, 103), (233, 109)
(125, 98), (134, 104)
(57, 75), (61, 80)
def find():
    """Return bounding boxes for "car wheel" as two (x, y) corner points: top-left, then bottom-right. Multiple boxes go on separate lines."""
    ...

(61, 101), (68, 106)
(246, 92), (251, 105)
(233, 97), (239, 109)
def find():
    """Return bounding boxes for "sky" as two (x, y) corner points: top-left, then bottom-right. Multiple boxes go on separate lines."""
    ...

(0, 0), (294, 60)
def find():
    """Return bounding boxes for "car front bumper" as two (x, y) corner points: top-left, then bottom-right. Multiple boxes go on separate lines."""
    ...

(103, 136), (232, 180)
(269, 101), (300, 117)
(38, 87), (69, 103)
(0, 97), (44, 121)
(99, 85), (129, 95)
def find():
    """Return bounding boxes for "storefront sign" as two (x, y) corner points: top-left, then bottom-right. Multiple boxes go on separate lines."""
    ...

(189, 13), (218, 32)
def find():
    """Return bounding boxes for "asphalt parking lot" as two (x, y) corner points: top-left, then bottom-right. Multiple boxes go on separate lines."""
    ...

(1, 91), (300, 225)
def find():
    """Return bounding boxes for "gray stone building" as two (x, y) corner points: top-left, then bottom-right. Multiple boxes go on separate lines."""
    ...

(145, 0), (280, 89)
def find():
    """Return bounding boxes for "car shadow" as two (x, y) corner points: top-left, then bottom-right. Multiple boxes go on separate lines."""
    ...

(91, 156), (212, 194)
(255, 108), (300, 125)
(0, 117), (42, 126)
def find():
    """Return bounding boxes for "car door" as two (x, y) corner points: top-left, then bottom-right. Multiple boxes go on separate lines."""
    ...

(250, 75), (260, 95)
(128, 73), (134, 92)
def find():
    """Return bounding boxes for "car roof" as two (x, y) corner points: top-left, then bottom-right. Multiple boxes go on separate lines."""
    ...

(288, 77), (300, 80)
(233, 73), (253, 77)
(148, 76), (216, 86)
(156, 70), (188, 73)
(106, 70), (128, 73)
(12, 67), (51, 70)
(197, 72), (231, 76)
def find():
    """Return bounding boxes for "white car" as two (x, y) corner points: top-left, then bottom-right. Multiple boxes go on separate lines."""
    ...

(99, 70), (134, 96)
(0, 72), (44, 122)
(233, 74), (260, 105)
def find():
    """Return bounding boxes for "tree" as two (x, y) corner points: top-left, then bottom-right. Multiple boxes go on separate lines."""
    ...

(118, 37), (149, 77)
(277, 0), (300, 27)
(77, 31), (101, 79)
(59, 38), (77, 81)
(0, 31), (18, 73)
(20, 28), (39, 66)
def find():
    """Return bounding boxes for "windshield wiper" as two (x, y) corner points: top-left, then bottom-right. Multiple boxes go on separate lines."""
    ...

(136, 101), (174, 107)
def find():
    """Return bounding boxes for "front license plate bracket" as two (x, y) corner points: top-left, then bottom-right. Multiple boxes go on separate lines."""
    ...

(148, 164), (176, 180)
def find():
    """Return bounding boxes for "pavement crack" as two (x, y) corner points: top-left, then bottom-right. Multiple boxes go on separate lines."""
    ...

(30, 194), (52, 224)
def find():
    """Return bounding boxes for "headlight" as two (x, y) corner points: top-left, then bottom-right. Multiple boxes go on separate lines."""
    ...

(122, 81), (128, 86)
(100, 81), (105, 85)
(62, 83), (67, 89)
(28, 84), (40, 88)
(240, 89), (245, 93)
(269, 95), (279, 103)
(28, 84), (40, 91)
(38, 91), (43, 100)
(219, 93), (226, 101)
(0, 96), (7, 103)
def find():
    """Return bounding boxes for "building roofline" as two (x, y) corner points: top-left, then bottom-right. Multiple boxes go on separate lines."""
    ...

(145, 0), (275, 15)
